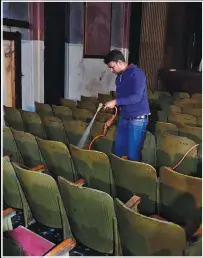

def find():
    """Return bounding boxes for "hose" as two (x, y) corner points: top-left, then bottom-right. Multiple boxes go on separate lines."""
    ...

(88, 106), (118, 150)
(88, 106), (199, 171)
(172, 143), (199, 170)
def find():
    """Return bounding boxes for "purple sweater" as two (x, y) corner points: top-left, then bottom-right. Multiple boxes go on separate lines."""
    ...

(116, 64), (150, 118)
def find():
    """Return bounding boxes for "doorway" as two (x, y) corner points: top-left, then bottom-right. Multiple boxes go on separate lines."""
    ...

(3, 31), (22, 108)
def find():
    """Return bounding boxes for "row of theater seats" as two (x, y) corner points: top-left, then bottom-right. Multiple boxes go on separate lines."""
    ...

(3, 91), (202, 138)
(3, 154), (202, 256)
(3, 101), (202, 150)
(147, 91), (202, 128)
(3, 91), (202, 176)
(147, 91), (202, 102)
(3, 118), (201, 177)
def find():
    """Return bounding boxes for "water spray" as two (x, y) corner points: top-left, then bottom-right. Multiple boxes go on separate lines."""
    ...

(76, 103), (105, 148)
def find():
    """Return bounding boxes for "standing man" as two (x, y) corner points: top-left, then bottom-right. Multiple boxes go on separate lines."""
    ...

(104, 49), (150, 161)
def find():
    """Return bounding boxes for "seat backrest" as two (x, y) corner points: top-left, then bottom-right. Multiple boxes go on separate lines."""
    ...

(34, 102), (54, 116)
(42, 116), (69, 145)
(13, 163), (71, 239)
(3, 106), (24, 131)
(21, 110), (47, 139)
(141, 131), (156, 167)
(69, 144), (114, 196)
(58, 176), (119, 254)
(168, 105), (182, 114)
(156, 96), (172, 113)
(182, 107), (202, 117)
(77, 101), (97, 113)
(60, 98), (77, 108)
(63, 120), (89, 146)
(110, 154), (157, 215)
(156, 134), (198, 175)
(172, 92), (190, 100)
(71, 107), (93, 122)
(97, 93), (112, 102)
(52, 105), (73, 120)
(168, 113), (197, 127)
(3, 158), (24, 209)
(3, 236), (25, 256)
(191, 93), (202, 100)
(173, 99), (202, 110)
(4, 114), (9, 126)
(36, 137), (77, 182)
(91, 128), (116, 156)
(186, 237), (202, 256)
(155, 122), (178, 137)
(159, 166), (202, 236)
(157, 110), (168, 122)
(115, 198), (186, 256)
(156, 91), (171, 98)
(3, 126), (24, 164)
(81, 95), (98, 103)
(3, 158), (32, 226)
(91, 121), (105, 135)
(178, 124), (202, 143)
(95, 112), (112, 123)
(11, 128), (45, 168)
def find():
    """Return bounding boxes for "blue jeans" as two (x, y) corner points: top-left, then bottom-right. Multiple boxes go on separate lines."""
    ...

(114, 117), (148, 161)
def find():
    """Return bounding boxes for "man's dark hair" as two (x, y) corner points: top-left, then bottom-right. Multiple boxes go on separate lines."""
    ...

(104, 49), (125, 64)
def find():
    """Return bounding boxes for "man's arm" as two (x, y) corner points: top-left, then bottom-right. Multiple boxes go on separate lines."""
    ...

(116, 72), (146, 106)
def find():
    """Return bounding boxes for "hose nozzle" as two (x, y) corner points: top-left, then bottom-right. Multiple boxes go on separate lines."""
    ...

(97, 103), (103, 112)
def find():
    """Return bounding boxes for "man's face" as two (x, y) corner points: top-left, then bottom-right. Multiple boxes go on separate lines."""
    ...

(107, 61), (123, 74)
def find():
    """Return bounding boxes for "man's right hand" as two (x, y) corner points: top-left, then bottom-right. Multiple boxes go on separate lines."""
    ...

(104, 99), (117, 109)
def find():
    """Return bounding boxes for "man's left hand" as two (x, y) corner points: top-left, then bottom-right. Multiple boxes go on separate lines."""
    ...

(104, 99), (117, 109)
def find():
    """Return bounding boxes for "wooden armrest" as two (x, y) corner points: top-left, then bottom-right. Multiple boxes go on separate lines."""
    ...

(3, 208), (16, 217)
(3, 208), (16, 231)
(31, 164), (46, 172)
(45, 238), (76, 256)
(74, 179), (85, 186)
(184, 221), (202, 238)
(125, 195), (141, 212)
(193, 224), (202, 238)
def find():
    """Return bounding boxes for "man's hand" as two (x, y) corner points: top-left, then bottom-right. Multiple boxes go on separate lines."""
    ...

(104, 99), (117, 109)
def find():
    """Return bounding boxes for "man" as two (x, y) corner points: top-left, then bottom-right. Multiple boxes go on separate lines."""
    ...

(103, 49), (150, 161)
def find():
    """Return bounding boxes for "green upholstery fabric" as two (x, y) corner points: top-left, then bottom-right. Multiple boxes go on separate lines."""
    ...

(69, 144), (115, 196)
(21, 110), (47, 139)
(58, 177), (120, 254)
(159, 166), (202, 238)
(156, 134), (198, 176)
(14, 163), (72, 239)
(4, 106), (24, 131)
(110, 154), (157, 215)
(11, 128), (45, 168)
(115, 198), (186, 256)
(36, 137), (76, 182)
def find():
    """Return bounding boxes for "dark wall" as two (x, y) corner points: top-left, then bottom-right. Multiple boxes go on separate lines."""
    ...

(163, 2), (202, 70)
(3, 2), (28, 21)
(128, 2), (142, 65)
(68, 2), (83, 44)
(185, 3), (202, 70)
(44, 3), (66, 105)
(164, 3), (186, 69)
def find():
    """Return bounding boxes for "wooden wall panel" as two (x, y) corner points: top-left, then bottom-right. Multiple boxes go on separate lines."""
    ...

(139, 3), (168, 91)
